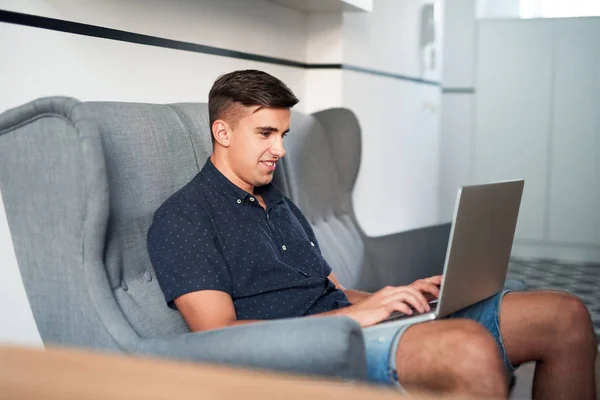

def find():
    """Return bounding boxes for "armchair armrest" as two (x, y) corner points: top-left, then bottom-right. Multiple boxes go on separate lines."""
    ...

(134, 316), (367, 381)
(364, 223), (451, 288)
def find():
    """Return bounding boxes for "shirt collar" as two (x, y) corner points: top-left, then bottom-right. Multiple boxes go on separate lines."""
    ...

(199, 158), (284, 206)
(255, 180), (285, 207)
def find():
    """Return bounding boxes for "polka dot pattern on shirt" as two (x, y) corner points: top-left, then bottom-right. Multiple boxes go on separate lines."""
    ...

(147, 158), (350, 320)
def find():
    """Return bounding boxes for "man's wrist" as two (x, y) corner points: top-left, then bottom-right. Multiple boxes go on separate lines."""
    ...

(311, 304), (354, 319)
(342, 289), (371, 304)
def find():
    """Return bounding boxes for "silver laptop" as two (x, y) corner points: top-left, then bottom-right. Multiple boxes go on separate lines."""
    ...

(366, 179), (524, 331)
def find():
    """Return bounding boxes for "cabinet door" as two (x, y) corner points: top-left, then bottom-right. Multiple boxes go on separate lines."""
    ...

(548, 19), (600, 246)
(475, 20), (553, 241)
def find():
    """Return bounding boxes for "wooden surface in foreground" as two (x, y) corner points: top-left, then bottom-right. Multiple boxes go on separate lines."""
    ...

(0, 345), (487, 400)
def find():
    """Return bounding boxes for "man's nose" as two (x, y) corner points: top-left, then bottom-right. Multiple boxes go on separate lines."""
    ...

(271, 140), (286, 158)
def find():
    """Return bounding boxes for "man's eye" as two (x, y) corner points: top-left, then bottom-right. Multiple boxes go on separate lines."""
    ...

(260, 132), (269, 137)
(282, 132), (287, 138)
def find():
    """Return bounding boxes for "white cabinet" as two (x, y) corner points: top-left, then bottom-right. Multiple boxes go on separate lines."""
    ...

(475, 20), (553, 241)
(548, 19), (600, 246)
(474, 18), (600, 256)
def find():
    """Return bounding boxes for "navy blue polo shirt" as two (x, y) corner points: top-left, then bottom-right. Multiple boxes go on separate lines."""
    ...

(147, 158), (351, 320)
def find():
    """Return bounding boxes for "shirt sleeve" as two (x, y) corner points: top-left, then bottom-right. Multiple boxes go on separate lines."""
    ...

(147, 202), (232, 309)
(284, 197), (333, 277)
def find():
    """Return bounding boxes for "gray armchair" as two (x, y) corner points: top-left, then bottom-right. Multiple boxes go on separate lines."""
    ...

(0, 97), (451, 380)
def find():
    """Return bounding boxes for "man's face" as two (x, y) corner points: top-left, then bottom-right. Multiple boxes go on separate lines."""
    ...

(226, 106), (290, 189)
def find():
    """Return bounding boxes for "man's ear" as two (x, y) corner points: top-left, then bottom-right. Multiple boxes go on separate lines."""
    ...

(212, 120), (231, 147)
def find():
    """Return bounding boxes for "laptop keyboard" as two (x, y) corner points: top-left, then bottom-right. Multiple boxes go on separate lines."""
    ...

(383, 299), (438, 322)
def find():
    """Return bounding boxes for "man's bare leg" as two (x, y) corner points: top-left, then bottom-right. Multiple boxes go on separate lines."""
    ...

(394, 319), (508, 397)
(500, 291), (596, 399)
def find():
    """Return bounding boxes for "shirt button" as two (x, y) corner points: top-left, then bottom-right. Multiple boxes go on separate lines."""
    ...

(282, 245), (287, 251)
(250, 197), (255, 202)
(310, 241), (315, 247)
(237, 199), (242, 204)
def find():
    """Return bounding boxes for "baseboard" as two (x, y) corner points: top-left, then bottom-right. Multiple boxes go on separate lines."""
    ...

(512, 241), (600, 264)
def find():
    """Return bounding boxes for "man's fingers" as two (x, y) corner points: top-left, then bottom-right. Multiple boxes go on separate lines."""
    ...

(386, 301), (413, 316)
(413, 281), (440, 298)
(425, 275), (443, 285)
(384, 289), (429, 313)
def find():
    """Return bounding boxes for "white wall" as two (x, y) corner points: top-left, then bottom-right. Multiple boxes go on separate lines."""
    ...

(0, 191), (43, 347)
(479, 0), (600, 19)
(0, 0), (309, 61)
(443, 0), (476, 89)
(305, 0), (446, 236)
(0, 0), (308, 113)
(346, 72), (442, 235)
(344, 0), (445, 235)
(439, 0), (476, 222)
(304, 13), (344, 113)
(476, 0), (520, 18)
(306, 13), (343, 64)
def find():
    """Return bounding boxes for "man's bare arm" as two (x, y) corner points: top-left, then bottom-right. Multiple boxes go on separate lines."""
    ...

(176, 274), (443, 332)
(174, 288), (364, 332)
(342, 289), (371, 304)
(327, 273), (371, 304)
(174, 290), (260, 332)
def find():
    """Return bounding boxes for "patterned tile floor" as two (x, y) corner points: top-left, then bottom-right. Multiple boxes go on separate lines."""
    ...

(507, 258), (600, 342)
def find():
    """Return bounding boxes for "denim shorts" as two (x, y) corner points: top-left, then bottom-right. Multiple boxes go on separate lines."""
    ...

(362, 290), (515, 389)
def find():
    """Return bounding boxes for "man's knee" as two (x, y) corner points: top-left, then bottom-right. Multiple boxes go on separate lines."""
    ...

(553, 293), (596, 348)
(396, 320), (507, 396)
(436, 320), (507, 395)
(441, 320), (505, 372)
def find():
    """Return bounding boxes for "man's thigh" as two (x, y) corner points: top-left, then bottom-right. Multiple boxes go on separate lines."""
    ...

(448, 290), (515, 372)
(362, 322), (412, 387)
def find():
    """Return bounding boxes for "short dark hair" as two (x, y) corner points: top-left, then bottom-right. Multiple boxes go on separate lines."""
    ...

(208, 70), (299, 137)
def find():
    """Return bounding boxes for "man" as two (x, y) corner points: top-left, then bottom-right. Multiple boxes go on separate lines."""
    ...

(147, 69), (596, 398)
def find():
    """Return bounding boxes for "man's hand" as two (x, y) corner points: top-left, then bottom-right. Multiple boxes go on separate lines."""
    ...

(339, 275), (443, 328)
(408, 275), (442, 302)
